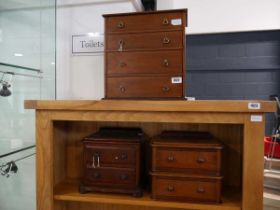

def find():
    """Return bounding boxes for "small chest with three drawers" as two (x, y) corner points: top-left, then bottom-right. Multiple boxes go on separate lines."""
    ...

(79, 127), (145, 197)
(150, 131), (223, 203)
(103, 9), (187, 99)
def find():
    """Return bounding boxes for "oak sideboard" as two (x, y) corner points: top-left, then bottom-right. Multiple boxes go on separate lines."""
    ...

(25, 100), (276, 210)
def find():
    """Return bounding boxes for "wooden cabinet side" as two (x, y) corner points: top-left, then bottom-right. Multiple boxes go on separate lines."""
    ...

(36, 111), (54, 210)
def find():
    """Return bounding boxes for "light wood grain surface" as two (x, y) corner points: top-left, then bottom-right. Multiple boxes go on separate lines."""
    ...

(55, 183), (241, 210)
(25, 100), (276, 113)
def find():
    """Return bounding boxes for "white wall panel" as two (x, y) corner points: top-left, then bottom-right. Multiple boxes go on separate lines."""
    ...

(56, 0), (142, 99)
(157, 0), (280, 34)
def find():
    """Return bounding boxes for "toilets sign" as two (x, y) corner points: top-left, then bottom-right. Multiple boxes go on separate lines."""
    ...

(72, 33), (104, 54)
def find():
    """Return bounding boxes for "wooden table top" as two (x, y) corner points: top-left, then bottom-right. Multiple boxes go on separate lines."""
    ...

(24, 99), (276, 113)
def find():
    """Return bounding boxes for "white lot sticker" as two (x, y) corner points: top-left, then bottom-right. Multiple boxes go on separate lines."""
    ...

(185, 97), (196, 101)
(250, 115), (263, 122)
(248, 102), (261, 110)
(171, 19), (182, 26)
(171, 77), (182, 84)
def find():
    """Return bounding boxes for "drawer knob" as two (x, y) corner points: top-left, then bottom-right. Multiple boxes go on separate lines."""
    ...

(120, 174), (128, 180)
(197, 157), (206, 163)
(118, 39), (124, 51)
(117, 21), (125, 28)
(162, 86), (170, 92)
(119, 86), (126, 93)
(163, 59), (169, 67)
(162, 18), (169, 25)
(115, 153), (127, 160)
(197, 187), (205, 193)
(118, 61), (127, 67)
(163, 37), (170, 44)
(167, 156), (174, 161)
(167, 185), (175, 192)
(121, 153), (128, 160)
(93, 172), (100, 179)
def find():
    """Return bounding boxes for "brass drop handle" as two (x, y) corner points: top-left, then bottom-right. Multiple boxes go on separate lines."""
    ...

(162, 18), (169, 25)
(162, 86), (170, 92)
(119, 86), (126, 93)
(92, 153), (100, 168)
(197, 187), (205, 193)
(197, 157), (206, 164)
(120, 174), (128, 181)
(118, 61), (127, 67)
(163, 59), (169, 67)
(117, 21), (125, 28)
(163, 37), (170, 44)
(167, 155), (174, 161)
(92, 156), (96, 168)
(167, 185), (175, 192)
(97, 155), (100, 167)
(118, 39), (124, 51)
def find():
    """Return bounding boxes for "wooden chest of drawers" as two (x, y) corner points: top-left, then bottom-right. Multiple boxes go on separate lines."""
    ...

(150, 131), (223, 203)
(79, 127), (145, 197)
(103, 9), (187, 99)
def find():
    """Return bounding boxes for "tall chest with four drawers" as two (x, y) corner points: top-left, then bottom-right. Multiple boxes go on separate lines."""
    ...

(103, 9), (187, 99)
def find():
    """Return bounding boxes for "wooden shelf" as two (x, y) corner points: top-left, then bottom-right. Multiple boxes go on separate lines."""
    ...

(54, 183), (241, 210)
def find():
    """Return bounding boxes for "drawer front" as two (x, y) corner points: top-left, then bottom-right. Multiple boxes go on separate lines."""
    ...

(84, 144), (137, 167)
(105, 12), (186, 33)
(153, 148), (221, 175)
(106, 76), (183, 98)
(106, 51), (183, 75)
(84, 168), (136, 186)
(106, 31), (183, 51)
(152, 176), (221, 203)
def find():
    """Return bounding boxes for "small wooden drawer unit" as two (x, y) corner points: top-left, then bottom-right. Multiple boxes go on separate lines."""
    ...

(151, 172), (222, 203)
(103, 9), (187, 99)
(106, 51), (183, 75)
(150, 131), (223, 203)
(106, 31), (183, 51)
(105, 11), (187, 33)
(80, 127), (145, 197)
(107, 76), (183, 98)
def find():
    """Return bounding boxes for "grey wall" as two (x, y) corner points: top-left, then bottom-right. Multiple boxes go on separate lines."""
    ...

(186, 30), (280, 100)
(186, 30), (280, 134)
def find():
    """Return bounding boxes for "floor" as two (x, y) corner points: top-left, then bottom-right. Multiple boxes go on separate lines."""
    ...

(264, 188), (280, 210)
(264, 157), (280, 210)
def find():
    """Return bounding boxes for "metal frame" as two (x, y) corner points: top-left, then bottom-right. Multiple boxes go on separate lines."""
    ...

(264, 95), (280, 186)
(0, 70), (43, 79)
(0, 145), (35, 178)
